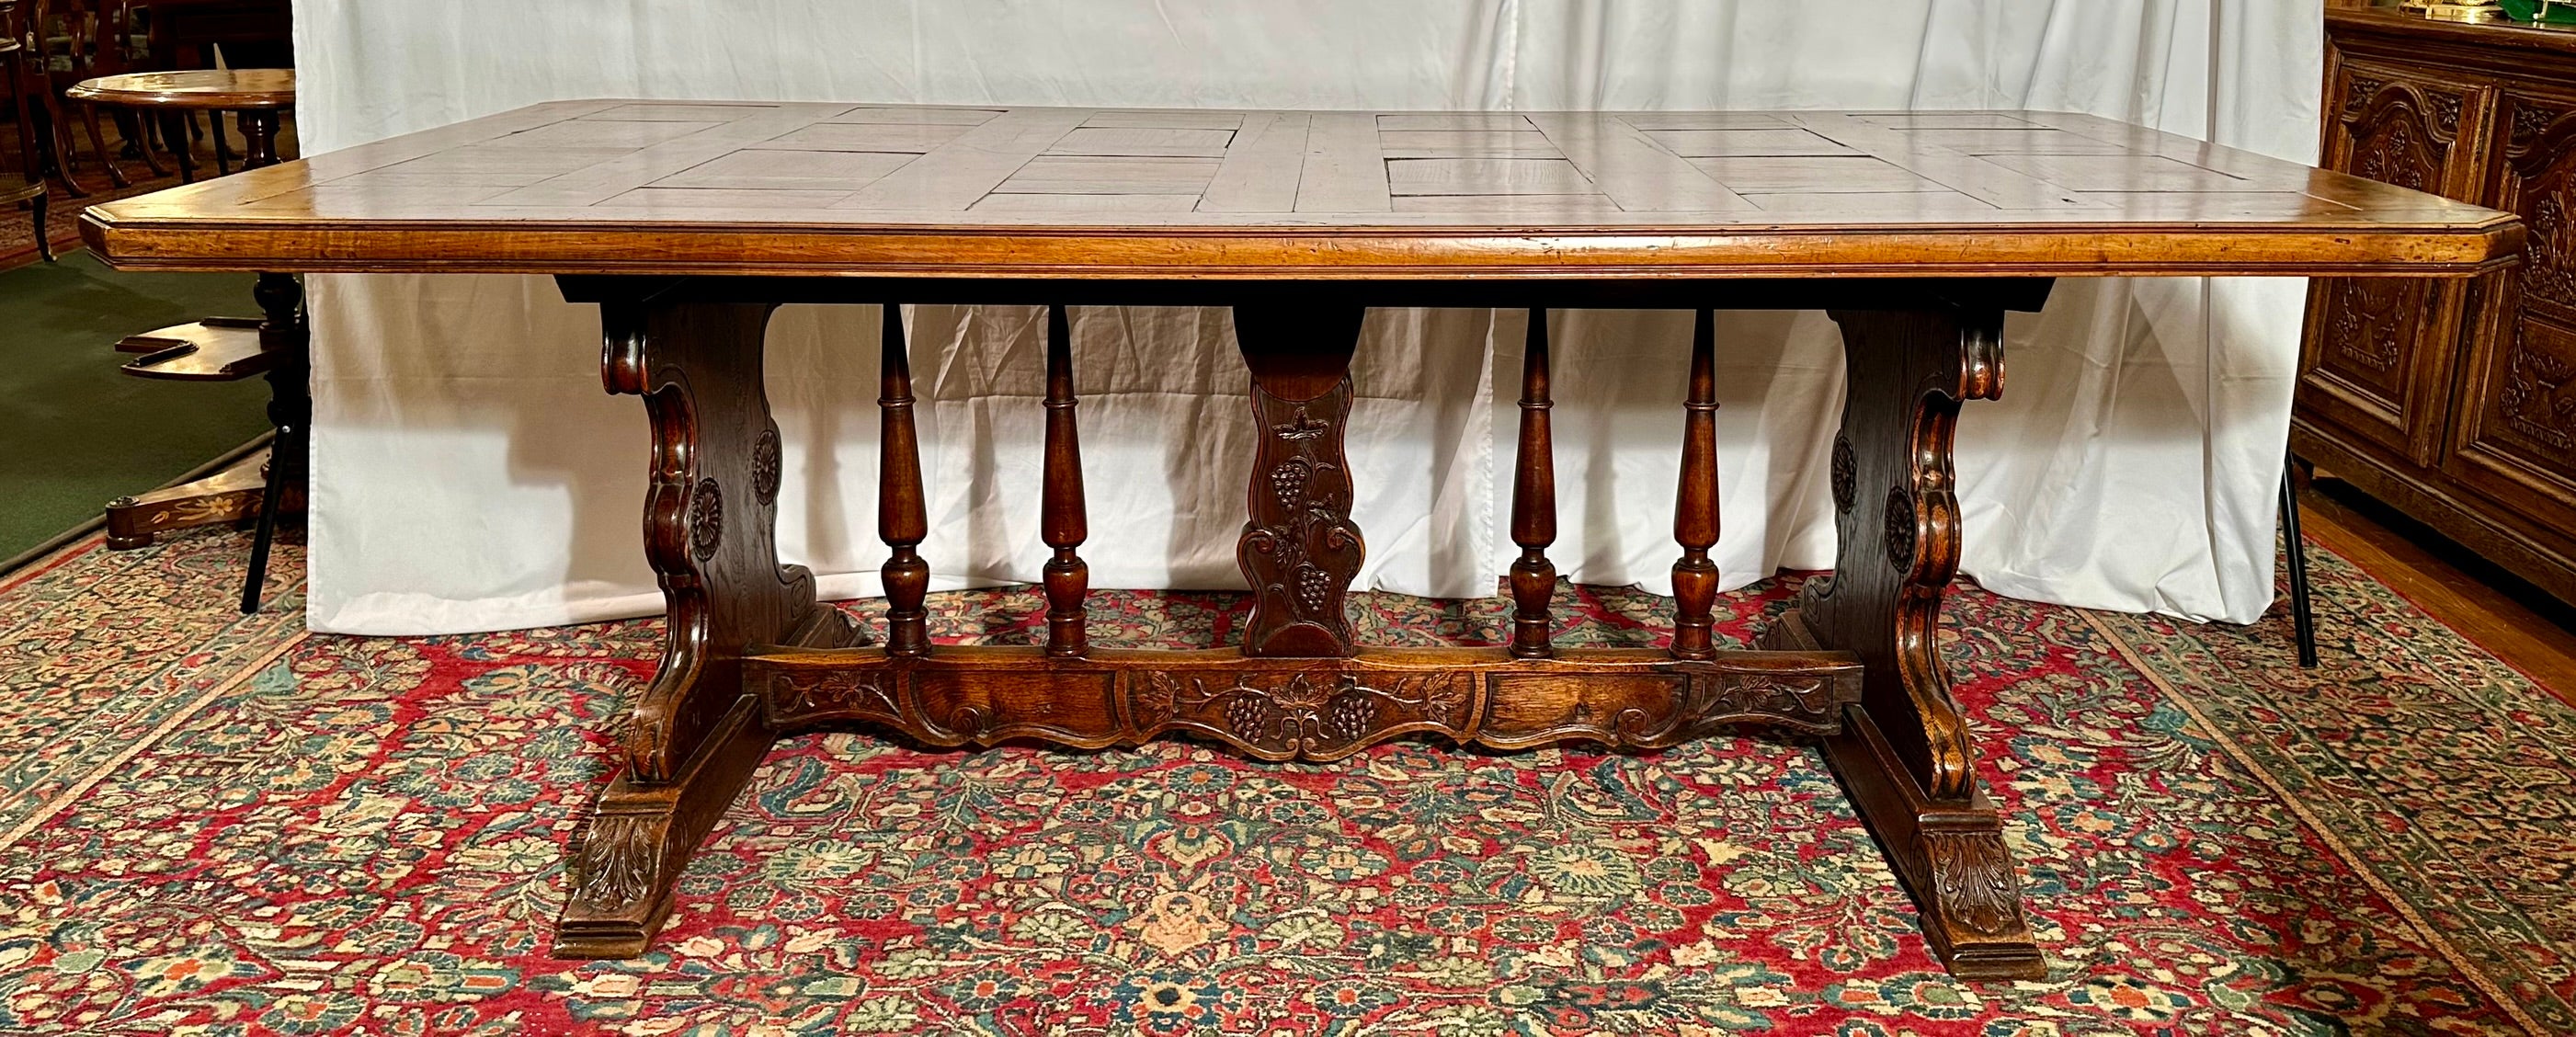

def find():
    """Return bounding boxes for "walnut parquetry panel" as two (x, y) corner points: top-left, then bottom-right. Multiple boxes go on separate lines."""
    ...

(81, 102), (2517, 278)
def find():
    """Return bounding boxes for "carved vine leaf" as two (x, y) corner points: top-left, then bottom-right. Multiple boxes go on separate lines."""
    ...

(1243, 390), (1362, 644)
(1921, 830), (2024, 938)
(2515, 102), (2567, 145)
(1166, 672), (1452, 758)
(2351, 99), (2442, 192)
(2528, 190), (2576, 313)
(776, 670), (900, 723)
(1715, 675), (1835, 720)
(2430, 92), (2463, 135)
(569, 814), (664, 912)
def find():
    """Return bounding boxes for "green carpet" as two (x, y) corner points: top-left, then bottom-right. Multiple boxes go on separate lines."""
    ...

(0, 251), (268, 560)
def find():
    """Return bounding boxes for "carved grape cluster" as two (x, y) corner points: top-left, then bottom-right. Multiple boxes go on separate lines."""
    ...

(1225, 694), (1271, 739)
(1295, 568), (1333, 612)
(1270, 458), (1311, 510)
(1325, 694), (1375, 742)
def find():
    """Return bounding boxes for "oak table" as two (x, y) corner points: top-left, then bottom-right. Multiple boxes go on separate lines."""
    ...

(80, 101), (2518, 979)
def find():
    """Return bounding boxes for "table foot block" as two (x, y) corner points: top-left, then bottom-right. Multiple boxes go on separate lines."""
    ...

(1764, 611), (2046, 980)
(104, 447), (304, 549)
(114, 317), (276, 381)
(555, 699), (774, 960)
(748, 644), (1864, 762)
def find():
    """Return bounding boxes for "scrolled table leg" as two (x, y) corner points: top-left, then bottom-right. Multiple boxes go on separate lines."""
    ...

(1760, 294), (2046, 980)
(555, 287), (866, 959)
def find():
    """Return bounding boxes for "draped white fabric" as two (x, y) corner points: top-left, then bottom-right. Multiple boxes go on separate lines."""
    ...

(291, 0), (2322, 635)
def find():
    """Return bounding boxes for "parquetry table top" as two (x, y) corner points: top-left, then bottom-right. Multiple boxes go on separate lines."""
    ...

(80, 100), (2520, 278)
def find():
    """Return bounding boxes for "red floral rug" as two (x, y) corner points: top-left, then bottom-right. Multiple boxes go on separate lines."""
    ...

(0, 527), (2570, 1034)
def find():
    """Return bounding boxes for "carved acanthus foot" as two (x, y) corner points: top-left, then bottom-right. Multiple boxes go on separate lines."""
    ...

(553, 700), (778, 960)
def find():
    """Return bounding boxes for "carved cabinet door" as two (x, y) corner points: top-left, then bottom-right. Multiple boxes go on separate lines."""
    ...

(2301, 63), (2493, 466)
(2446, 93), (2576, 556)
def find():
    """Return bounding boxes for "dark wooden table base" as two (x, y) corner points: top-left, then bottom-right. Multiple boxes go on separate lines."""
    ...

(546, 276), (2054, 980)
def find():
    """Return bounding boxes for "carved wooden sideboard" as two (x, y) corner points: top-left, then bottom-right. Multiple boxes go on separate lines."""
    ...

(2304, 5), (2576, 602)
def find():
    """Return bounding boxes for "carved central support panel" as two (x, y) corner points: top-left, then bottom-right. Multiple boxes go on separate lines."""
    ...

(1233, 305), (1369, 658)
(752, 644), (1864, 762)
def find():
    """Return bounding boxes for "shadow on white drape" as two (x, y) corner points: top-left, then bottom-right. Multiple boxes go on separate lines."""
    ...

(292, 0), (2321, 634)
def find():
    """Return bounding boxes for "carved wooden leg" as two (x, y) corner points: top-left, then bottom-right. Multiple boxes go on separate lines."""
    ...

(1760, 302), (2043, 979)
(1042, 304), (1091, 657)
(157, 112), (195, 183)
(1670, 309), (1721, 659)
(555, 291), (865, 959)
(1232, 303), (1369, 657)
(879, 303), (932, 658)
(76, 104), (127, 188)
(234, 108), (282, 169)
(1510, 308), (1557, 659)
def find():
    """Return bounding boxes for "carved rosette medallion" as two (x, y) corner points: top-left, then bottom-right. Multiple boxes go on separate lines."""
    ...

(568, 814), (664, 912)
(1921, 830), (2024, 938)
(752, 428), (783, 505)
(1883, 486), (1917, 573)
(1829, 435), (1857, 514)
(688, 478), (724, 560)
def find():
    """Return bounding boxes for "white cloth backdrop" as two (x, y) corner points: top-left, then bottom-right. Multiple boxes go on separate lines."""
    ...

(291, 0), (2322, 635)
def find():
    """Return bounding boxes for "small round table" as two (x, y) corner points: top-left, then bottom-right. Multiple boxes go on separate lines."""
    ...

(66, 69), (295, 179)
(74, 68), (308, 612)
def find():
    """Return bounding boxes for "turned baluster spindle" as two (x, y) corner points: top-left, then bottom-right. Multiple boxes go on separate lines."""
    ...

(1510, 308), (1558, 659)
(1041, 304), (1091, 657)
(1670, 309), (1722, 659)
(880, 303), (932, 657)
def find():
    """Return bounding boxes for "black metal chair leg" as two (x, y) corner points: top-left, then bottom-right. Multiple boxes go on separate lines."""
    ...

(239, 431), (288, 613)
(31, 191), (50, 263)
(2281, 452), (2320, 667)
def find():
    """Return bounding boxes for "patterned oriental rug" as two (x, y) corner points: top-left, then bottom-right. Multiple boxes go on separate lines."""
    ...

(1, 528), (2571, 1036)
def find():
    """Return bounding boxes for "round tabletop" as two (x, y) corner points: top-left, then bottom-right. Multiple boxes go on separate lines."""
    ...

(66, 69), (295, 109)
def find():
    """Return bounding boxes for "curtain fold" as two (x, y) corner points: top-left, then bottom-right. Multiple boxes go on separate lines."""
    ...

(291, 0), (2323, 634)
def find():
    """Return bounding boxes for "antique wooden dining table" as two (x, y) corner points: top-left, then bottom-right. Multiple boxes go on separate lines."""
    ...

(81, 101), (2518, 979)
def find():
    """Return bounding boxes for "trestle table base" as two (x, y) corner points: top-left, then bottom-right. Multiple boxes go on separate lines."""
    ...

(548, 276), (2054, 980)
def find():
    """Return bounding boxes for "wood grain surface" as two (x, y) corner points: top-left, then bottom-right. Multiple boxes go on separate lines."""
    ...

(64, 69), (294, 109)
(78, 102), (2520, 278)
